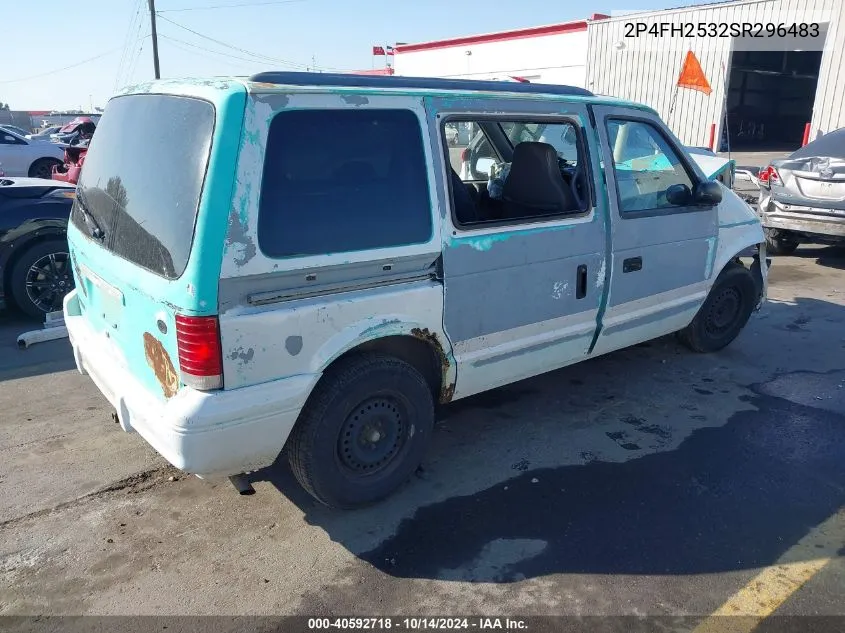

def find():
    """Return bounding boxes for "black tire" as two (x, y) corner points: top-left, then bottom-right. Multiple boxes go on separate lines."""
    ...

(764, 228), (799, 256)
(287, 353), (435, 509)
(678, 263), (758, 353)
(9, 239), (74, 320)
(28, 158), (61, 180)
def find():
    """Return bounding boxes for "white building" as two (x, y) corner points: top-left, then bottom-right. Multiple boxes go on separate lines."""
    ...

(393, 0), (845, 152)
(392, 15), (606, 86)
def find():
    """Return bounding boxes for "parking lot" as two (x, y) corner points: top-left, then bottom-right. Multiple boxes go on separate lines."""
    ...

(1, 246), (844, 624)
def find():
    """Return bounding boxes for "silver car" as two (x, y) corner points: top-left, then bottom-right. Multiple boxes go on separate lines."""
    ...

(758, 128), (845, 255)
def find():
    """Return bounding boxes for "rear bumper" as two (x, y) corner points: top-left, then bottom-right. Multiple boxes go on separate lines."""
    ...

(760, 198), (845, 239)
(63, 289), (319, 477)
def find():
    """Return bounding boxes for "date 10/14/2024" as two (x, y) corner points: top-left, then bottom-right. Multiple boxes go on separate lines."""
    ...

(307, 618), (529, 630)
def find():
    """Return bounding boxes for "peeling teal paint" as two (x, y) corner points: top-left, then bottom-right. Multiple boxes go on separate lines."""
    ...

(704, 236), (718, 279)
(449, 222), (578, 252)
(360, 318), (402, 337)
(245, 82), (656, 114)
(719, 219), (758, 229)
(587, 113), (613, 356)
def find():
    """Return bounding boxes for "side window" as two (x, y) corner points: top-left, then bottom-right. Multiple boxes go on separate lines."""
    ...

(444, 117), (590, 228)
(1, 133), (20, 145)
(606, 119), (695, 213)
(257, 109), (433, 258)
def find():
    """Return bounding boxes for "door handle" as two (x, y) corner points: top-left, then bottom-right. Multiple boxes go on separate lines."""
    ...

(576, 264), (587, 299)
(623, 257), (642, 273)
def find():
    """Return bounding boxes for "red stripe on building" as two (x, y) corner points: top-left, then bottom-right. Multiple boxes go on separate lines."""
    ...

(394, 14), (608, 54)
(349, 68), (395, 75)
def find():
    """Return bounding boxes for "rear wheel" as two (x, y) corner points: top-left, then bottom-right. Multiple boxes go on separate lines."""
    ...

(287, 353), (434, 509)
(9, 239), (74, 319)
(764, 228), (799, 256)
(28, 158), (61, 180)
(678, 263), (758, 353)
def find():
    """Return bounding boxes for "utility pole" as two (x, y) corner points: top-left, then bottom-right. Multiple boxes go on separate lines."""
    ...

(148, 0), (161, 79)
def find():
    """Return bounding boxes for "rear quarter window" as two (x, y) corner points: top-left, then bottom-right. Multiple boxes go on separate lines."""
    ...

(257, 108), (433, 258)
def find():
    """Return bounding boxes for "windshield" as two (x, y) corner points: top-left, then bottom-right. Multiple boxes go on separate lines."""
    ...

(71, 94), (215, 279)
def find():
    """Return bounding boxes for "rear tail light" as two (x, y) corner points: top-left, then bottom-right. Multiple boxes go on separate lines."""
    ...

(175, 314), (223, 391)
(758, 165), (780, 187)
(460, 148), (470, 162)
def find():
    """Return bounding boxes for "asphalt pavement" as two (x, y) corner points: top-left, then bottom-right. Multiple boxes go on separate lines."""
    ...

(1, 246), (844, 628)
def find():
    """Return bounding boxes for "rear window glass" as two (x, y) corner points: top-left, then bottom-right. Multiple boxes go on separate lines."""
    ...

(257, 108), (433, 258)
(71, 94), (214, 278)
(790, 127), (845, 160)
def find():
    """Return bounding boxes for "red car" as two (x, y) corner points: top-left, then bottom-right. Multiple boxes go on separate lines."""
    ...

(51, 117), (96, 185)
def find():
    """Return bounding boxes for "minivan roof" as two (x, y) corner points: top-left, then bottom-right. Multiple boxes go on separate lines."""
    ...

(249, 71), (595, 98)
(117, 73), (655, 114)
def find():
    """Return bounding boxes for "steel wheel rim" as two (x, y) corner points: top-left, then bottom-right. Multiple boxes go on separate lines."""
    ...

(705, 286), (742, 336)
(25, 251), (74, 313)
(338, 397), (408, 477)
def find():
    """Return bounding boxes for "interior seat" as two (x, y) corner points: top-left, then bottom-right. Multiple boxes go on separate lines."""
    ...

(502, 142), (578, 218)
(451, 168), (480, 223)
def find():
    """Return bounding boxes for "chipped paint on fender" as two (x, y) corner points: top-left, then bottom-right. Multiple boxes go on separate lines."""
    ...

(218, 281), (449, 393)
(711, 185), (765, 281)
(704, 236), (718, 279)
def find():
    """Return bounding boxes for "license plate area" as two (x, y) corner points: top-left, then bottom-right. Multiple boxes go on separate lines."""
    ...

(78, 263), (124, 330)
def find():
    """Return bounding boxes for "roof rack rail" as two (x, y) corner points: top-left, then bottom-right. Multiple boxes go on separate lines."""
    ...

(248, 71), (594, 97)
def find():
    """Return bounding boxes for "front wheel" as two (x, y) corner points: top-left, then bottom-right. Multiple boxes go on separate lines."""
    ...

(287, 353), (435, 509)
(678, 263), (758, 353)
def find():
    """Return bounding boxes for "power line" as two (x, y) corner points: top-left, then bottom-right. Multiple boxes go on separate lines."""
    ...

(156, 13), (311, 69)
(0, 49), (128, 84)
(156, 13), (350, 72)
(116, 3), (148, 89)
(115, 0), (145, 89)
(159, 33), (264, 69)
(159, 0), (307, 12)
(125, 36), (149, 86)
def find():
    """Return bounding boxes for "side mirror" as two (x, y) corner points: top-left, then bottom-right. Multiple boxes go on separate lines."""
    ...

(666, 183), (692, 206)
(693, 180), (723, 206)
(475, 157), (495, 177)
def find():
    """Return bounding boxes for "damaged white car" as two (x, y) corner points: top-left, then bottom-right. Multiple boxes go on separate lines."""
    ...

(756, 127), (845, 255)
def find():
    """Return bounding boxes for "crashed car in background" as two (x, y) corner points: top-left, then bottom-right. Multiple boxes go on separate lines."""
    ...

(51, 118), (96, 185)
(757, 127), (845, 255)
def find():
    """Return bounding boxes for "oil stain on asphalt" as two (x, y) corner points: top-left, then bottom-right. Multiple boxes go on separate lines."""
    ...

(341, 370), (845, 583)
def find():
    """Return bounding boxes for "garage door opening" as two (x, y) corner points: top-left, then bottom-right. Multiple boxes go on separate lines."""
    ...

(723, 45), (824, 153)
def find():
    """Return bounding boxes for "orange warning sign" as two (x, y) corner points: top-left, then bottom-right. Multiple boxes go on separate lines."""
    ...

(676, 51), (712, 96)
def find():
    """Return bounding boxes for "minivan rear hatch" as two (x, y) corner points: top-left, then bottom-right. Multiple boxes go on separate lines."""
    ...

(67, 92), (226, 402)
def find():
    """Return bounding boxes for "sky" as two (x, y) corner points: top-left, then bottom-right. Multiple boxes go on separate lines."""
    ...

(1, 0), (701, 111)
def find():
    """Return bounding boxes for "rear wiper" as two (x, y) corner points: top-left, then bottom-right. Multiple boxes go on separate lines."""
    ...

(75, 191), (105, 240)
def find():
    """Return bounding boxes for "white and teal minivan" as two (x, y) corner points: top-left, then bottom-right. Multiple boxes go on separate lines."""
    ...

(63, 73), (769, 509)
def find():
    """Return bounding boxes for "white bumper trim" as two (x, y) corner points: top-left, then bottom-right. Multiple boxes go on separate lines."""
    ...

(63, 290), (319, 477)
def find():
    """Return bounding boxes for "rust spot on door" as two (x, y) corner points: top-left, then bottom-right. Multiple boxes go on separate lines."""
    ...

(143, 332), (179, 398)
(411, 327), (456, 403)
